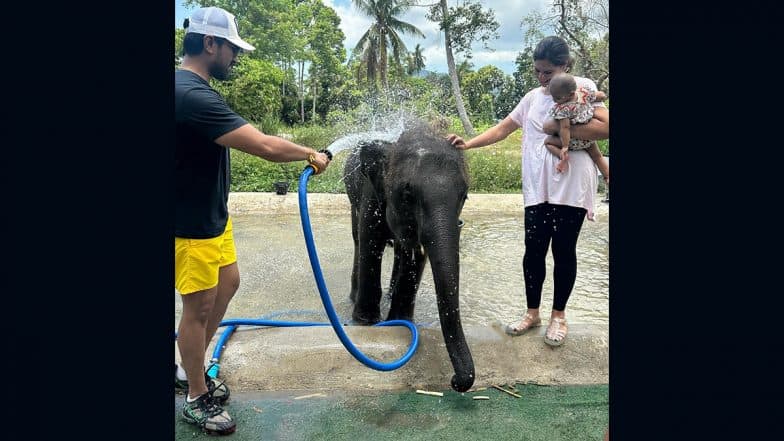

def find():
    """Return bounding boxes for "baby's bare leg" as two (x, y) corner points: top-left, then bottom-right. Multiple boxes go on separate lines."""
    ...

(545, 136), (569, 172)
(586, 143), (609, 183)
(545, 139), (564, 158)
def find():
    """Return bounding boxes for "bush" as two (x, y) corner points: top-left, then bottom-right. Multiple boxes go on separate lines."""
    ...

(230, 150), (300, 192)
(464, 145), (521, 194)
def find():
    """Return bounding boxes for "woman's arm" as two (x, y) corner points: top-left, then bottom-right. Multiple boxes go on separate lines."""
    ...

(570, 107), (609, 141)
(543, 107), (609, 141)
(447, 116), (519, 150)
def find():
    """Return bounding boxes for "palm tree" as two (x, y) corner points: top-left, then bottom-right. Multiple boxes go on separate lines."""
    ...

(456, 59), (474, 83)
(352, 0), (425, 88)
(408, 43), (426, 75)
(436, 0), (474, 136)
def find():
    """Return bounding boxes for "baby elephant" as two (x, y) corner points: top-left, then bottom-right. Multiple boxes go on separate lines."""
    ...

(343, 122), (475, 392)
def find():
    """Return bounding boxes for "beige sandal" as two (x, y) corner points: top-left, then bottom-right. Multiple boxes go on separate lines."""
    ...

(544, 317), (568, 346)
(505, 313), (542, 336)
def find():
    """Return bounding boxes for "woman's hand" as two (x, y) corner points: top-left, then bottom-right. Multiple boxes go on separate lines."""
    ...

(447, 134), (469, 150)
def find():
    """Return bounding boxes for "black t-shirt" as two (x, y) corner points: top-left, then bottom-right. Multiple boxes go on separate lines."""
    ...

(175, 69), (247, 238)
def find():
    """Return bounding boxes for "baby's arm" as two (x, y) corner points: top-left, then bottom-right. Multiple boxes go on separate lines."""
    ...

(544, 116), (567, 159)
(594, 91), (607, 101)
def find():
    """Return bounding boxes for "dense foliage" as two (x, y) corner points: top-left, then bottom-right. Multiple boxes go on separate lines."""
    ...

(177, 0), (610, 192)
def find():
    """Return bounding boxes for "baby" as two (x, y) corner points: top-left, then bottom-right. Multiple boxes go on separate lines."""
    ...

(545, 73), (609, 182)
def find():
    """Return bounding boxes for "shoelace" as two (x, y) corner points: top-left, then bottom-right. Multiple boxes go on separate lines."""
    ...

(208, 377), (227, 394)
(197, 393), (225, 417)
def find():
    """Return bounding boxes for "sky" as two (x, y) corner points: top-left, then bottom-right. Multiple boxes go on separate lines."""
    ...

(175, 0), (551, 76)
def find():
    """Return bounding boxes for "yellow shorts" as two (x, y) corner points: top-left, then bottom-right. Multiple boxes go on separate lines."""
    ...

(175, 217), (237, 295)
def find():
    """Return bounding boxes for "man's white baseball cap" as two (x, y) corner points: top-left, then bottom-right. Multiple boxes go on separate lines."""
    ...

(184, 7), (255, 52)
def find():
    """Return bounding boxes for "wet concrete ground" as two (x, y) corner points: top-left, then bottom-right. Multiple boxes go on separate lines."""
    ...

(174, 192), (609, 439)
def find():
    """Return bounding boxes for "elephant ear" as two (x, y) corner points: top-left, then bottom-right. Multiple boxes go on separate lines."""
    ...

(389, 182), (413, 205)
(358, 141), (389, 196)
(357, 141), (382, 176)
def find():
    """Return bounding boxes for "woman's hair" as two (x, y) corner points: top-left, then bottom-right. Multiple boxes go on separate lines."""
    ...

(533, 36), (574, 72)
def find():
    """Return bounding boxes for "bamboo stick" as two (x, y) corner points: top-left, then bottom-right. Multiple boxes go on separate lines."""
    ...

(492, 384), (522, 398)
(415, 389), (444, 397)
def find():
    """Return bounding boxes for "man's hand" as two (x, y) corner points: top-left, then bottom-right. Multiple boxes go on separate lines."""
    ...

(307, 151), (331, 175)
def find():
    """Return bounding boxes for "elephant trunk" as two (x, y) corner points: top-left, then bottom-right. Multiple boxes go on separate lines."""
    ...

(421, 214), (475, 392)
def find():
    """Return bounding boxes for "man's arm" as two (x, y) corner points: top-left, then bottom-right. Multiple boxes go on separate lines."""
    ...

(215, 123), (330, 172)
(448, 116), (519, 150)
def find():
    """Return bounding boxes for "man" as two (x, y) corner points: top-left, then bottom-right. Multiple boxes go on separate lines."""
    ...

(174, 6), (330, 435)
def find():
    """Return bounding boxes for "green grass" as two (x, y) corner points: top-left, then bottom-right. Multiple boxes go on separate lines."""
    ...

(175, 384), (608, 440)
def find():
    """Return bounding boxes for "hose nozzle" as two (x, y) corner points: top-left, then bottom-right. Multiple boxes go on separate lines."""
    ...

(306, 149), (333, 174)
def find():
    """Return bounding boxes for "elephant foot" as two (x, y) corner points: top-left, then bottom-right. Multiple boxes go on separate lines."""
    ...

(351, 309), (381, 325)
(450, 373), (475, 392)
(386, 311), (414, 322)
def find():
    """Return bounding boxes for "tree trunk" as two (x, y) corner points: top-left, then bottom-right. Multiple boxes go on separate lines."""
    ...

(311, 77), (317, 121)
(379, 30), (388, 89)
(298, 60), (305, 123)
(282, 61), (287, 96)
(441, 0), (474, 137)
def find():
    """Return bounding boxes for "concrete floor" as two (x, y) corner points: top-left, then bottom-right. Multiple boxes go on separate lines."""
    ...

(174, 192), (610, 439)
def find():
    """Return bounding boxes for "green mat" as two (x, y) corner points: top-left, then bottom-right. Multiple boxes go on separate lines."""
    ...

(175, 384), (608, 440)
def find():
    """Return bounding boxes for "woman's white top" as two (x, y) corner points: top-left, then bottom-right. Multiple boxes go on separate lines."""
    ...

(508, 76), (606, 221)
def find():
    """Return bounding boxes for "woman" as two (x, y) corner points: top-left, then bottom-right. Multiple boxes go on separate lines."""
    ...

(447, 36), (609, 346)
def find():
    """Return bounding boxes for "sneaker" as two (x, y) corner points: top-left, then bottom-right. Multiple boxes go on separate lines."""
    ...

(182, 393), (236, 435)
(174, 364), (231, 404)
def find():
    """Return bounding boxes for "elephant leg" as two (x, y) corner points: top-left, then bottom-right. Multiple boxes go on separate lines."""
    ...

(349, 205), (360, 303)
(351, 198), (387, 325)
(387, 244), (426, 322)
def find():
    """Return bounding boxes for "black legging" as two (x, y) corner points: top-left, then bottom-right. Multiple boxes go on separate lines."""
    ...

(522, 202), (587, 311)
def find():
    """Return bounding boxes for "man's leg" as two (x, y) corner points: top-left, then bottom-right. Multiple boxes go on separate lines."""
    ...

(178, 287), (218, 399)
(175, 222), (236, 434)
(204, 262), (240, 350)
(205, 218), (240, 351)
(178, 290), (235, 435)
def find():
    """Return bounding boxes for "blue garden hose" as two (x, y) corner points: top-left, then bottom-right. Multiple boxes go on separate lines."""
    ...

(178, 160), (420, 379)
(297, 165), (419, 371)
